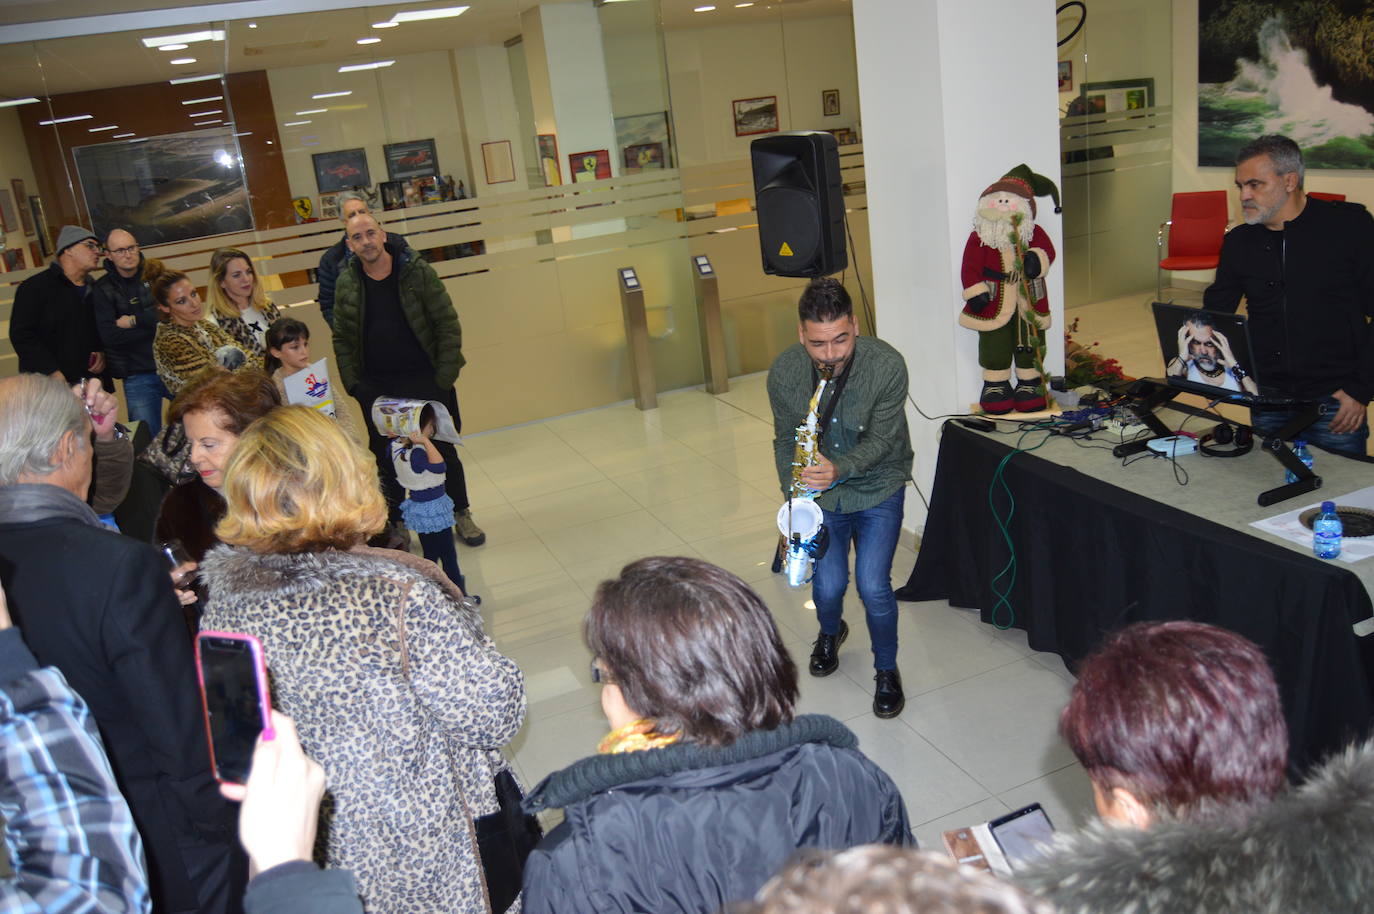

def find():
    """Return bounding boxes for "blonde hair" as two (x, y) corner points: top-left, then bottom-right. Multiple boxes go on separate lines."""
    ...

(206, 247), (269, 321)
(216, 405), (387, 553)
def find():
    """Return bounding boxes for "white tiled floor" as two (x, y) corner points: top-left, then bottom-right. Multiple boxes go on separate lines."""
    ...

(460, 372), (1096, 847)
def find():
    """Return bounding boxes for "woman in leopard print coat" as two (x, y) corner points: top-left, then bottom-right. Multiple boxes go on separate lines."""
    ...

(199, 405), (526, 914)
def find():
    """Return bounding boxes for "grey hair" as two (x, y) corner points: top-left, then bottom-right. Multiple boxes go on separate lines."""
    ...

(337, 190), (368, 216)
(1237, 134), (1305, 187)
(0, 374), (87, 484)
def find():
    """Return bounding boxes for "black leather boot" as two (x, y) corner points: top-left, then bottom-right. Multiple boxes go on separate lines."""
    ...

(873, 669), (905, 718)
(809, 620), (849, 677)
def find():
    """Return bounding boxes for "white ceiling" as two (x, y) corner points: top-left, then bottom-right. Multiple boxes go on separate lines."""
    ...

(0, 0), (849, 98)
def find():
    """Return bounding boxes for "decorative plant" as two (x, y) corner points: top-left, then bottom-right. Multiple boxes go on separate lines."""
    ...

(1063, 317), (1132, 388)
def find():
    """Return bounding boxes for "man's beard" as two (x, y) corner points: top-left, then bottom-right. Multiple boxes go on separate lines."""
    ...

(1193, 353), (1218, 371)
(1242, 196), (1285, 226)
(974, 207), (1034, 248)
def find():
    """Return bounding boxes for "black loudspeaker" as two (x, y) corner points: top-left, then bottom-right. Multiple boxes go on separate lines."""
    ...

(751, 131), (847, 277)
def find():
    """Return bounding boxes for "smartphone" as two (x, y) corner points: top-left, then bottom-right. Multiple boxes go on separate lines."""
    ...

(988, 803), (1055, 869)
(194, 632), (273, 786)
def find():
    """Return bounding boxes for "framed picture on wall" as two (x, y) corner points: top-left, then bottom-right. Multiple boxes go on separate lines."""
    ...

(318, 193), (339, 220)
(1077, 78), (1154, 113)
(312, 148), (370, 194)
(380, 181), (406, 210)
(568, 149), (610, 183)
(12, 180), (32, 236)
(613, 112), (673, 170)
(2, 249), (23, 272)
(536, 134), (561, 187)
(623, 142), (664, 172)
(28, 241), (40, 266)
(822, 89), (840, 117)
(384, 139), (439, 181)
(28, 196), (50, 257)
(733, 96), (779, 136)
(0, 189), (14, 233)
(1057, 60), (1073, 92)
(482, 140), (516, 184)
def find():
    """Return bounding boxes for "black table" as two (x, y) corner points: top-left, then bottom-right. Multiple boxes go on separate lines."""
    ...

(898, 422), (1374, 774)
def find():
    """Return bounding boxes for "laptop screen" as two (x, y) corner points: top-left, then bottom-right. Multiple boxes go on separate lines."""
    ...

(1151, 302), (1262, 401)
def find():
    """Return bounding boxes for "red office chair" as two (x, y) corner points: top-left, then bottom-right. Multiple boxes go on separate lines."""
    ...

(1157, 190), (1229, 301)
(1308, 191), (1346, 202)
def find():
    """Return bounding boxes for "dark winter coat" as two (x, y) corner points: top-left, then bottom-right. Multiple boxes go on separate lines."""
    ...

(92, 255), (158, 377)
(9, 262), (101, 382)
(1017, 739), (1374, 913)
(331, 237), (464, 398)
(521, 714), (913, 914)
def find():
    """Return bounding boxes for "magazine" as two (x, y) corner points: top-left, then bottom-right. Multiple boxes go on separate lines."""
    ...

(370, 396), (461, 443)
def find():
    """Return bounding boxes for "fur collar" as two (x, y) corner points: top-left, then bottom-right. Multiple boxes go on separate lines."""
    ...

(199, 543), (468, 605)
(1016, 739), (1374, 912)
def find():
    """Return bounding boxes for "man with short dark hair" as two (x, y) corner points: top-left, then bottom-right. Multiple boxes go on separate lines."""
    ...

(332, 212), (485, 547)
(315, 192), (410, 328)
(10, 225), (107, 384)
(1203, 133), (1374, 455)
(767, 278), (913, 718)
(93, 228), (166, 435)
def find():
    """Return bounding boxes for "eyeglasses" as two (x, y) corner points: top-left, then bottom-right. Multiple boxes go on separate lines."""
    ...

(80, 240), (103, 252)
(109, 244), (139, 256)
(590, 660), (615, 685)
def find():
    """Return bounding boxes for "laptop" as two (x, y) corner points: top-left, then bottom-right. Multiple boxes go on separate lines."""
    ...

(1150, 302), (1304, 406)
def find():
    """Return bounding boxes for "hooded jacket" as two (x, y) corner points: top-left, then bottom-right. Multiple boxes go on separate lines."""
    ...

(521, 714), (913, 914)
(92, 255), (158, 377)
(1016, 739), (1374, 913)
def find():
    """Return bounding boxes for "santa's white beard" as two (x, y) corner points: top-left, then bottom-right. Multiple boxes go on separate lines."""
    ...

(974, 207), (1034, 249)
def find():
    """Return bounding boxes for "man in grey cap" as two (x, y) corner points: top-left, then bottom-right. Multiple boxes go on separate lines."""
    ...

(9, 225), (107, 384)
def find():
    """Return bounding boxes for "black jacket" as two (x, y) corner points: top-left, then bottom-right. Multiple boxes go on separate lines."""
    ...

(316, 228), (409, 328)
(1203, 196), (1374, 403)
(92, 255), (158, 377)
(9, 262), (101, 382)
(521, 715), (913, 913)
(1017, 739), (1374, 913)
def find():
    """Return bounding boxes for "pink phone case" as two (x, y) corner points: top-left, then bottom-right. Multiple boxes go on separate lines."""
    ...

(194, 631), (274, 785)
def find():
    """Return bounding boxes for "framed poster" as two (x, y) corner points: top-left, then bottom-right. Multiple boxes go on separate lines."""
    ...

(2, 249), (23, 271)
(12, 180), (32, 236)
(318, 193), (340, 219)
(312, 148), (370, 194)
(380, 181), (406, 211)
(0, 189), (14, 232)
(28, 196), (50, 257)
(623, 142), (664, 172)
(73, 126), (254, 244)
(568, 149), (610, 183)
(733, 96), (779, 136)
(384, 139), (439, 181)
(1078, 78), (1154, 114)
(1057, 60), (1073, 92)
(822, 89), (840, 117)
(536, 134), (561, 187)
(481, 140), (515, 184)
(614, 112), (673, 170)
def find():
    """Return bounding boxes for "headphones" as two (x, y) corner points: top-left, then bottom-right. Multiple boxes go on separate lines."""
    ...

(1198, 422), (1253, 458)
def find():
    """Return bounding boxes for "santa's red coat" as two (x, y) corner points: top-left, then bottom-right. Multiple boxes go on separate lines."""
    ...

(958, 225), (1055, 332)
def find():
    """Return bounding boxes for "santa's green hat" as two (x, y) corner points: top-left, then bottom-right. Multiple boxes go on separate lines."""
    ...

(980, 164), (1062, 216)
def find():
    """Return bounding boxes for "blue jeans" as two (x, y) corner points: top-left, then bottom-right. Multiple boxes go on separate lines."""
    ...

(813, 487), (904, 670)
(1251, 396), (1369, 458)
(123, 371), (169, 438)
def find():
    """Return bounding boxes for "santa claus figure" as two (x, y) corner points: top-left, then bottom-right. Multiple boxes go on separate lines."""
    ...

(959, 165), (1060, 414)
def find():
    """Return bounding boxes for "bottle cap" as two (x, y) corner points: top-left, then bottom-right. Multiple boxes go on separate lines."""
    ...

(1322, 501), (1336, 513)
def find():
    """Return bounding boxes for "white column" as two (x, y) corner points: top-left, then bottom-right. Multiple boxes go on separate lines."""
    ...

(853, 0), (1064, 529)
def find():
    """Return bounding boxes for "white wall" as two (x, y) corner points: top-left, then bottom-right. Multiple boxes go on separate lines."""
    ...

(665, 15), (860, 167)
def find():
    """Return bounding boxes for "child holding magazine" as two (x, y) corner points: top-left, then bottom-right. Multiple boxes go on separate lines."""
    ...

(264, 317), (361, 444)
(389, 404), (471, 597)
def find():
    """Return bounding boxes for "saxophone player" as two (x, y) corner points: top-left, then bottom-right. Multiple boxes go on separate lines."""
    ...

(767, 278), (914, 718)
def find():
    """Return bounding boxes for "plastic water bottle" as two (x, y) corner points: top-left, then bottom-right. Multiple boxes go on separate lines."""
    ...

(1285, 439), (1315, 484)
(1314, 501), (1343, 560)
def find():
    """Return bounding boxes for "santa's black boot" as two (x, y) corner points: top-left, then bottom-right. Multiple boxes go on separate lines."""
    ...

(1013, 377), (1047, 412)
(980, 380), (1014, 415)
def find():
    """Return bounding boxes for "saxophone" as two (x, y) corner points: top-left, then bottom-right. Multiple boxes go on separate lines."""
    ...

(775, 364), (835, 586)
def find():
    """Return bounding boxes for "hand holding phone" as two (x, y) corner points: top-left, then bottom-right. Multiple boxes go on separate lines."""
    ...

(195, 632), (273, 785)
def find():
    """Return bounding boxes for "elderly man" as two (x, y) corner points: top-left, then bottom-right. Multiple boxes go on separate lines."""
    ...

(93, 228), (166, 435)
(0, 374), (242, 914)
(1204, 134), (1374, 455)
(9, 225), (107, 384)
(315, 190), (410, 328)
(332, 211), (485, 548)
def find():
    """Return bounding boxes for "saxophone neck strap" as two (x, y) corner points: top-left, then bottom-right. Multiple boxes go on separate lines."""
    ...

(810, 349), (856, 443)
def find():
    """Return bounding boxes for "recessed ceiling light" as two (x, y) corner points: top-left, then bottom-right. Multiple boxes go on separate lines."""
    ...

(88, 125), (119, 132)
(312, 90), (352, 99)
(38, 114), (93, 125)
(389, 6), (469, 23)
(295, 108), (327, 115)
(158, 43), (189, 51)
(181, 95), (223, 105)
(140, 29), (223, 48)
(0, 97), (40, 108)
(247, 22), (257, 28)
(192, 119), (221, 126)
(169, 73), (222, 85)
(694, 5), (716, 10)
(187, 109), (221, 117)
(170, 58), (197, 65)
(734, 1), (754, 5)
(283, 120), (312, 126)
(338, 60), (395, 72)
(112, 132), (135, 138)
(234, 131), (253, 137)
(357, 37), (382, 44)
(372, 21), (399, 28)
(266, 140), (273, 145)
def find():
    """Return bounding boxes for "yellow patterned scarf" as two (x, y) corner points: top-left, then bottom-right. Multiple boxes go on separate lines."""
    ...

(598, 719), (681, 755)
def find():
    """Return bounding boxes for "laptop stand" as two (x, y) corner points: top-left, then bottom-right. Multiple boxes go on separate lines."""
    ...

(1111, 379), (1321, 506)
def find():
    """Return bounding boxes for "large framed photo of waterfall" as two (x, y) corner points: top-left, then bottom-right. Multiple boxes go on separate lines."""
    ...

(1199, 1), (1374, 168)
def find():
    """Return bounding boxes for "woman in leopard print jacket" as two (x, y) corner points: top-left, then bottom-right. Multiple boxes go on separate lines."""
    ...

(200, 405), (526, 914)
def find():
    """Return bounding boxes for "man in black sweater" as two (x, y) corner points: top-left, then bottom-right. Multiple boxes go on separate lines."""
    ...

(10, 224), (106, 384)
(1203, 134), (1374, 456)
